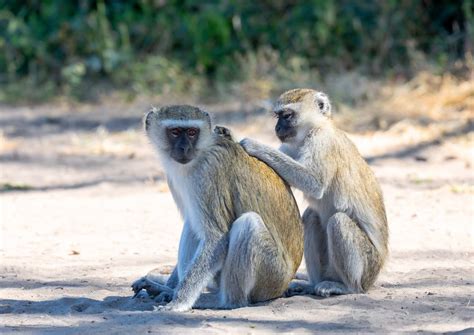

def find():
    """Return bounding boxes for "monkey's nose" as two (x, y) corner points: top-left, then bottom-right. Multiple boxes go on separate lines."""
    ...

(178, 146), (192, 157)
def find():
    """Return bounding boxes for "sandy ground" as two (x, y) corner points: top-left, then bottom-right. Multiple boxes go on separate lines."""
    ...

(0, 102), (473, 334)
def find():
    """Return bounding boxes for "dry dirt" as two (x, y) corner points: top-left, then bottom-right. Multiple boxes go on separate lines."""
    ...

(0, 100), (473, 334)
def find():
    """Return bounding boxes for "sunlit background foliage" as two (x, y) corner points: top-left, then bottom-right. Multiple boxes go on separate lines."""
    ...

(0, 0), (471, 102)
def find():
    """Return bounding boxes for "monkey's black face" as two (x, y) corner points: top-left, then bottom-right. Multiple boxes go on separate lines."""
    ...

(166, 127), (200, 164)
(275, 109), (297, 142)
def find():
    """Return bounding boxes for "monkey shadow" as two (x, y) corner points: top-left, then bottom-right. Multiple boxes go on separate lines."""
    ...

(1, 296), (363, 334)
(0, 287), (326, 318)
(0, 295), (156, 315)
(132, 290), (272, 310)
(1, 293), (346, 334)
(3, 285), (471, 333)
(136, 288), (327, 311)
(0, 291), (269, 316)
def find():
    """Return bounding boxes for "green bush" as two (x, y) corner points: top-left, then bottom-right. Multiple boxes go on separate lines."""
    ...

(0, 0), (471, 102)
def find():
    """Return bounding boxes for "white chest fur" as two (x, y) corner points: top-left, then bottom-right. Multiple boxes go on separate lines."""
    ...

(165, 164), (205, 240)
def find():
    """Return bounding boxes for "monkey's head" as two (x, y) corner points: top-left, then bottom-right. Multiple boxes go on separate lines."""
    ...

(273, 88), (332, 143)
(145, 105), (213, 165)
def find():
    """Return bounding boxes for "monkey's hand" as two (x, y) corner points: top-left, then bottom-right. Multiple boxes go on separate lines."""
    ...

(240, 138), (269, 159)
(214, 125), (234, 141)
(241, 138), (325, 198)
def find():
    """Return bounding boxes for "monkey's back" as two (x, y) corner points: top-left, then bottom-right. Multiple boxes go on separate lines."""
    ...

(202, 137), (303, 273)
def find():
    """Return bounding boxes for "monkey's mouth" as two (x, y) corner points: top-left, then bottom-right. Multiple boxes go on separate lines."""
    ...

(276, 127), (297, 142)
(171, 152), (194, 164)
(174, 157), (192, 164)
(277, 131), (296, 142)
(277, 134), (292, 142)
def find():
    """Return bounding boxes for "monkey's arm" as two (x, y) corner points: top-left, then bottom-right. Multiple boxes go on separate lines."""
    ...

(131, 224), (193, 302)
(161, 232), (227, 312)
(241, 138), (327, 199)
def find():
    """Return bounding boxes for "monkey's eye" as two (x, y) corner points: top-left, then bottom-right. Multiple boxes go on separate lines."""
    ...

(187, 128), (199, 137)
(169, 128), (181, 137)
(283, 113), (293, 120)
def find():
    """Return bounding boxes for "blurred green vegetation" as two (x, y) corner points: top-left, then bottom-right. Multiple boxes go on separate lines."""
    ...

(0, 0), (472, 103)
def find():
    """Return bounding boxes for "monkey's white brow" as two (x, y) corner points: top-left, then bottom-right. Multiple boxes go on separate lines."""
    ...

(160, 120), (206, 128)
(275, 108), (295, 115)
(274, 102), (301, 113)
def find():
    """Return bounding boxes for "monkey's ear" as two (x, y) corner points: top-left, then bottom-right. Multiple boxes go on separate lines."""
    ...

(144, 106), (160, 131)
(197, 107), (213, 128)
(314, 92), (331, 117)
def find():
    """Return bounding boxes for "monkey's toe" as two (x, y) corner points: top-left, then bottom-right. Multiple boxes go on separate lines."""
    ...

(155, 291), (173, 303)
(284, 287), (301, 297)
(314, 281), (349, 297)
(285, 281), (314, 297)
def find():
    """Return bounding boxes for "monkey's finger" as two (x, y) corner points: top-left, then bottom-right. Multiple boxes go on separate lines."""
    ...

(132, 290), (142, 299)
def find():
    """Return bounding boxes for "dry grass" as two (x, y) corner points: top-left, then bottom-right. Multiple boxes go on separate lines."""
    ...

(449, 183), (474, 194)
(335, 70), (473, 131)
(229, 49), (473, 137)
(375, 71), (474, 121)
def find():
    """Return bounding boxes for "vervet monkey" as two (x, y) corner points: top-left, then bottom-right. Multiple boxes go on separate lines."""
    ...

(133, 105), (303, 311)
(241, 89), (388, 297)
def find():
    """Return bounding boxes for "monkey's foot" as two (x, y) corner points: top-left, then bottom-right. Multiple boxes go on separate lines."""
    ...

(285, 281), (315, 297)
(314, 281), (350, 297)
(155, 291), (173, 304)
(131, 277), (173, 298)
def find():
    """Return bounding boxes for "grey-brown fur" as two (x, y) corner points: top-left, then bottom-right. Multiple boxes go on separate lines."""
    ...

(133, 105), (303, 311)
(241, 88), (388, 297)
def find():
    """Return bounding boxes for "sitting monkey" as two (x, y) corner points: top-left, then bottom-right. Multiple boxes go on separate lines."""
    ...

(133, 105), (303, 311)
(241, 89), (389, 297)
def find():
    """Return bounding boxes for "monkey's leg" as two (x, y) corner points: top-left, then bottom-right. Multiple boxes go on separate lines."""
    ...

(132, 222), (199, 300)
(165, 267), (179, 289)
(219, 212), (288, 309)
(315, 212), (378, 297)
(176, 222), (200, 280)
(286, 207), (327, 296)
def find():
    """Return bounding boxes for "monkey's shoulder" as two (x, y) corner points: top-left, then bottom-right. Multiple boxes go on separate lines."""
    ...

(214, 137), (286, 184)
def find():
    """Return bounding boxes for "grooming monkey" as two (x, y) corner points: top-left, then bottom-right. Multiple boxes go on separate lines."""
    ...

(241, 89), (388, 297)
(132, 105), (303, 311)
